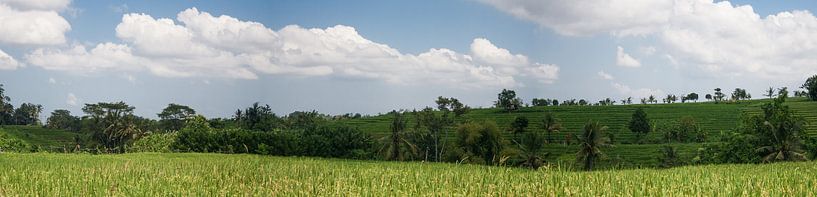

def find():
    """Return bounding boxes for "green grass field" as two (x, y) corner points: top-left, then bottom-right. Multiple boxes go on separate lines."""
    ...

(0, 125), (79, 147)
(0, 153), (814, 196)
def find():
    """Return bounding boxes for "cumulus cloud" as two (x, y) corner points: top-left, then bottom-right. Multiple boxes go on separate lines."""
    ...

(597, 71), (614, 80)
(0, 0), (71, 11)
(66, 93), (77, 106)
(0, 2), (71, 45)
(616, 46), (641, 68)
(0, 49), (20, 70)
(27, 7), (559, 88)
(482, 0), (817, 81)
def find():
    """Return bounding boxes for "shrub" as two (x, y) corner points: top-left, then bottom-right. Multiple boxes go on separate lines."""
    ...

(130, 133), (178, 153)
(0, 133), (30, 152)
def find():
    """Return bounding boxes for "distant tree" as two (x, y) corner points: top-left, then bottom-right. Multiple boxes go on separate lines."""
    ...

(234, 102), (281, 131)
(531, 98), (550, 107)
(750, 98), (807, 162)
(158, 103), (196, 132)
(657, 145), (680, 168)
(46, 109), (81, 131)
(577, 121), (611, 171)
(381, 111), (417, 161)
(764, 87), (776, 99)
(83, 102), (142, 151)
(551, 99), (559, 106)
(542, 112), (563, 144)
(777, 87), (789, 99)
(731, 88), (749, 101)
(435, 97), (470, 117)
(414, 107), (453, 162)
(510, 116), (529, 136)
(495, 89), (522, 112)
(648, 95), (657, 104)
(13, 103), (43, 125)
(0, 84), (12, 125)
(516, 128), (548, 169)
(804, 75), (817, 101)
(628, 108), (651, 144)
(578, 99), (588, 106)
(714, 88), (725, 103)
(627, 97), (633, 105)
(455, 121), (504, 165)
(640, 98), (647, 104)
(286, 110), (325, 130)
(686, 93), (699, 102)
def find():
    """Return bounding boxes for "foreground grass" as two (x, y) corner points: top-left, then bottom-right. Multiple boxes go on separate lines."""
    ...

(1, 153), (815, 196)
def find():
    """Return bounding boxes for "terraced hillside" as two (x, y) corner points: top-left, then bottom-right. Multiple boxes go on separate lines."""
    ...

(339, 98), (817, 168)
(0, 126), (80, 148)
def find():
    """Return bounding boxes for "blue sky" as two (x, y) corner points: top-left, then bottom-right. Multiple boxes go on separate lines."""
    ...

(1, 0), (817, 119)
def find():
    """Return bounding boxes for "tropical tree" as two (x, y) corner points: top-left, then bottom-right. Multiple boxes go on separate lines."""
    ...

(495, 89), (522, 112)
(158, 103), (196, 132)
(13, 103), (43, 125)
(714, 88), (725, 103)
(750, 97), (807, 163)
(705, 94), (712, 101)
(510, 116), (529, 136)
(648, 95), (657, 104)
(803, 75), (817, 101)
(516, 129), (548, 169)
(381, 111), (416, 161)
(82, 102), (143, 151)
(437, 96), (470, 117)
(234, 102), (281, 131)
(628, 108), (650, 143)
(0, 84), (12, 125)
(413, 107), (452, 162)
(686, 93), (699, 102)
(764, 87), (776, 99)
(455, 121), (504, 165)
(46, 109), (81, 131)
(576, 121), (611, 171)
(541, 112), (563, 144)
(777, 87), (789, 99)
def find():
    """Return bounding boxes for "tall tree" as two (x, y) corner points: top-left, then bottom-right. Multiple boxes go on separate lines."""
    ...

(750, 97), (807, 162)
(414, 107), (452, 162)
(455, 121), (504, 165)
(686, 93), (699, 102)
(510, 116), (529, 136)
(0, 84), (12, 125)
(577, 121), (611, 171)
(705, 94), (712, 101)
(714, 88), (725, 103)
(495, 89), (522, 112)
(764, 87), (776, 99)
(381, 111), (416, 161)
(13, 103), (43, 125)
(541, 112), (563, 144)
(777, 87), (789, 99)
(804, 75), (817, 101)
(158, 103), (196, 132)
(46, 109), (81, 131)
(83, 102), (142, 151)
(234, 102), (281, 131)
(628, 108), (650, 144)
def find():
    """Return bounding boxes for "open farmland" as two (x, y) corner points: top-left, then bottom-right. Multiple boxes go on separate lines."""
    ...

(0, 153), (815, 196)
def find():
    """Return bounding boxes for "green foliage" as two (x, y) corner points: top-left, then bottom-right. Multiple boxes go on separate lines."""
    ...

(509, 116), (529, 135)
(541, 112), (563, 144)
(0, 133), (30, 152)
(454, 121), (505, 165)
(82, 102), (143, 151)
(299, 125), (373, 159)
(749, 98), (807, 162)
(0, 84), (14, 125)
(412, 107), (452, 162)
(628, 108), (650, 143)
(657, 145), (681, 168)
(576, 121), (611, 171)
(234, 102), (282, 131)
(495, 89), (522, 112)
(803, 75), (817, 101)
(13, 103), (43, 125)
(660, 116), (706, 143)
(381, 111), (416, 161)
(157, 103), (196, 132)
(46, 109), (81, 132)
(130, 133), (178, 153)
(436, 96), (470, 117)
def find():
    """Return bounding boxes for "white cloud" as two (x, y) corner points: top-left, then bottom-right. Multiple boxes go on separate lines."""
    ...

(640, 46), (657, 56)
(27, 7), (559, 88)
(616, 46), (641, 68)
(612, 82), (664, 99)
(0, 3), (71, 45)
(479, 0), (673, 36)
(48, 77), (56, 84)
(597, 71), (614, 80)
(482, 0), (817, 82)
(66, 93), (77, 106)
(0, 49), (20, 70)
(0, 0), (71, 11)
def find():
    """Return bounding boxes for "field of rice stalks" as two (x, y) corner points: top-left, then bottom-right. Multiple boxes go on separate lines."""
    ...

(1, 153), (815, 196)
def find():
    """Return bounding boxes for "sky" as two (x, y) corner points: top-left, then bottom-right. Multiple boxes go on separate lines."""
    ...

(1, 0), (817, 119)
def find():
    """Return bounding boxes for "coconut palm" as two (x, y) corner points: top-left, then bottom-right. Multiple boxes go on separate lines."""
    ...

(542, 112), (563, 144)
(380, 111), (417, 161)
(576, 121), (611, 171)
(755, 119), (807, 163)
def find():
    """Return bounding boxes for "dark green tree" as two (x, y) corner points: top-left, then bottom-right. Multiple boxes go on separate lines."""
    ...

(804, 75), (817, 101)
(13, 103), (43, 125)
(234, 102), (281, 131)
(749, 97), (807, 163)
(46, 109), (81, 131)
(510, 116), (529, 136)
(158, 103), (196, 132)
(628, 108), (650, 143)
(455, 121), (504, 165)
(495, 89), (522, 112)
(764, 87), (776, 99)
(83, 102), (142, 151)
(577, 121), (611, 171)
(381, 111), (416, 161)
(541, 112), (563, 144)
(0, 84), (12, 125)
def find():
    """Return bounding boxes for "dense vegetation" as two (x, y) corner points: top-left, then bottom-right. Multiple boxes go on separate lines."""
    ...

(1, 153), (816, 196)
(1, 75), (817, 171)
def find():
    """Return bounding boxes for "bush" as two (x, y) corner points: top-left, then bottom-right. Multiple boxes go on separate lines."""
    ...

(0, 133), (30, 152)
(130, 133), (178, 153)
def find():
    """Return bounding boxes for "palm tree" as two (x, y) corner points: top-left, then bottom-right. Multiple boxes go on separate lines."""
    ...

(380, 111), (417, 161)
(517, 131), (548, 169)
(576, 121), (611, 171)
(542, 112), (563, 144)
(755, 118), (807, 163)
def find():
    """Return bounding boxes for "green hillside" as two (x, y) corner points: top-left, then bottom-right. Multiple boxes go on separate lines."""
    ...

(0, 125), (80, 148)
(339, 97), (817, 168)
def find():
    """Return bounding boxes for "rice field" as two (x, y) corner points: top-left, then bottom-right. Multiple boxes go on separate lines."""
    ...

(1, 153), (815, 196)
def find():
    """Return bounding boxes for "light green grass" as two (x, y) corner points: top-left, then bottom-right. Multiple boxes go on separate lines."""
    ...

(0, 125), (79, 147)
(0, 153), (815, 196)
